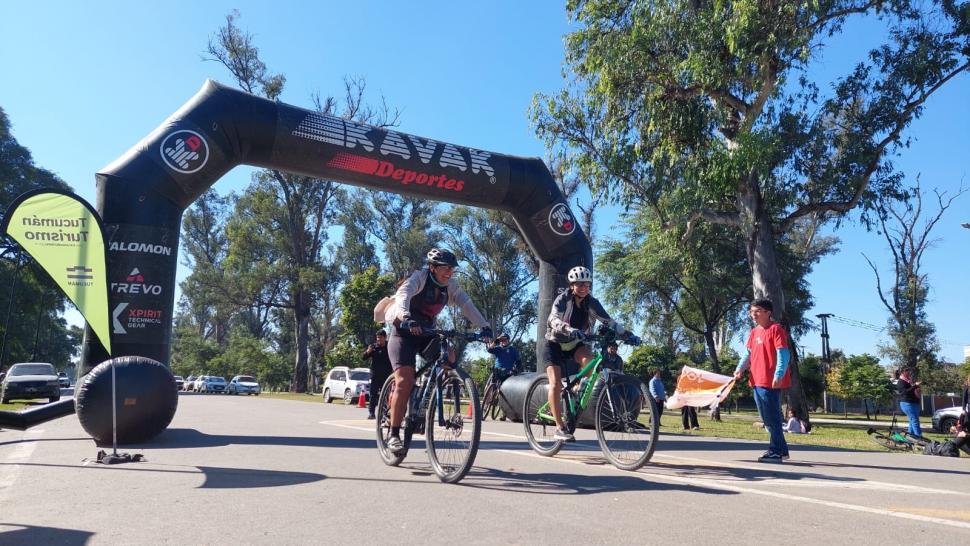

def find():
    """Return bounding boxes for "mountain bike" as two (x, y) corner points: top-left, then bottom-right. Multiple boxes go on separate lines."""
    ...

(375, 329), (485, 484)
(522, 329), (659, 471)
(867, 412), (929, 452)
(481, 367), (517, 421)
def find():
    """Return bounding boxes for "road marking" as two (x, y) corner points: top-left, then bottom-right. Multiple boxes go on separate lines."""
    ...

(0, 429), (45, 503)
(496, 448), (970, 530)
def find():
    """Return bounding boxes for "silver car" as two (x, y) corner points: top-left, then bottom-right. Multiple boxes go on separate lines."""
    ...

(932, 406), (964, 433)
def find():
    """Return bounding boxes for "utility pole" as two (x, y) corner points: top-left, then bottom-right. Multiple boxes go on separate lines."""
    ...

(816, 313), (832, 413)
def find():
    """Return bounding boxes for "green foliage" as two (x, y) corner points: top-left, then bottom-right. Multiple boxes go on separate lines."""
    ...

(169, 325), (222, 378)
(323, 336), (364, 378)
(827, 353), (893, 407)
(625, 344), (676, 387)
(338, 266), (395, 349)
(798, 354), (826, 408)
(0, 107), (78, 371)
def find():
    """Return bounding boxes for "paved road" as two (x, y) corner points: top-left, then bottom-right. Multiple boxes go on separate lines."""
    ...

(1, 393), (969, 545)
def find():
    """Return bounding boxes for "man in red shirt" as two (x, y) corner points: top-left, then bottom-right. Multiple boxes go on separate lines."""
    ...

(734, 299), (791, 463)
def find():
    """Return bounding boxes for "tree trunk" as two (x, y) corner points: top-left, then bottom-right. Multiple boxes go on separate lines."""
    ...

(291, 290), (310, 393)
(742, 187), (812, 428)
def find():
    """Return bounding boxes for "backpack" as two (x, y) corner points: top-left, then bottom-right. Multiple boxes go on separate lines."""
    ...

(923, 439), (960, 457)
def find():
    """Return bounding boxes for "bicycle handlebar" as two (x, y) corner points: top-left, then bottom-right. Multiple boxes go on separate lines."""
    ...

(422, 328), (488, 343)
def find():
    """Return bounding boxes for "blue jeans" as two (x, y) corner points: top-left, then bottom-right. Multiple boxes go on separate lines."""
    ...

(899, 401), (923, 437)
(753, 386), (788, 456)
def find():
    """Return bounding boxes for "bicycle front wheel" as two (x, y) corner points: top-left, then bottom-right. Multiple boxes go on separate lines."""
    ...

(376, 375), (407, 466)
(425, 369), (481, 484)
(595, 379), (659, 471)
(522, 375), (563, 457)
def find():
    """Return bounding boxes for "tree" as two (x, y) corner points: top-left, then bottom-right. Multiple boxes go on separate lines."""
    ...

(206, 11), (396, 392)
(865, 183), (965, 373)
(439, 207), (537, 341)
(0, 106), (78, 372)
(338, 267), (396, 349)
(827, 353), (893, 418)
(533, 0), (970, 425)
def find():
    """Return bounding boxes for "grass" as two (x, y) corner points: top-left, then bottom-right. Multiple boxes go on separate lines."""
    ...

(660, 410), (949, 452)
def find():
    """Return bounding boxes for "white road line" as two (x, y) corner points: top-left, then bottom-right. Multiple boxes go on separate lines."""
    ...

(0, 429), (45, 503)
(496, 448), (970, 530)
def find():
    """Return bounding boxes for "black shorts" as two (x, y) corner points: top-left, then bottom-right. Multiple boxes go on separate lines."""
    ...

(388, 327), (441, 370)
(541, 340), (584, 374)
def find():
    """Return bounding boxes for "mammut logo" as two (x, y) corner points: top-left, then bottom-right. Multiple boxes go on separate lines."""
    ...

(548, 203), (575, 236)
(160, 129), (209, 174)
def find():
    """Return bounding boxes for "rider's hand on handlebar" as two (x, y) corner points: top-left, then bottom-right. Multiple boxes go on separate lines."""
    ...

(625, 334), (641, 346)
(402, 320), (423, 335)
(572, 328), (585, 342)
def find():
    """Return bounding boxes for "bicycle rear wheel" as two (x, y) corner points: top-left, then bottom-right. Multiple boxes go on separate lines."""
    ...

(867, 428), (914, 451)
(595, 379), (659, 471)
(376, 375), (407, 466)
(522, 375), (563, 457)
(426, 370), (481, 484)
(482, 382), (499, 421)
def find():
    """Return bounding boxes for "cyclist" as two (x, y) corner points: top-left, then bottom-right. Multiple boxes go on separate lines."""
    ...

(543, 265), (639, 441)
(382, 248), (492, 454)
(487, 333), (521, 380)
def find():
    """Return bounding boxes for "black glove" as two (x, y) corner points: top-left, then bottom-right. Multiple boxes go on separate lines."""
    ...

(401, 320), (418, 330)
(572, 329), (586, 341)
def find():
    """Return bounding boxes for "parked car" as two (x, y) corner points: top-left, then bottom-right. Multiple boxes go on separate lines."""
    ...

(932, 406), (964, 433)
(57, 371), (71, 389)
(1, 362), (61, 403)
(192, 376), (208, 392)
(184, 375), (197, 391)
(322, 366), (371, 404)
(200, 376), (227, 394)
(173, 375), (185, 391)
(228, 375), (261, 395)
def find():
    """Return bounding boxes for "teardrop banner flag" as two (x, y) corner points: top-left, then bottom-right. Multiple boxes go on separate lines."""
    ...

(1, 189), (112, 354)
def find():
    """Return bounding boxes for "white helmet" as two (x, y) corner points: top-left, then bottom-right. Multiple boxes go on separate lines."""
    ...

(567, 266), (592, 284)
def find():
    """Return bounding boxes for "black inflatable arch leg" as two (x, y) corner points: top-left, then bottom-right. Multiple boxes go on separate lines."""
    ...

(75, 356), (178, 445)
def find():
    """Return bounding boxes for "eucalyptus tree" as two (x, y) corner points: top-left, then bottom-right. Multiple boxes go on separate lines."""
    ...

(533, 0), (970, 423)
(207, 12), (397, 391)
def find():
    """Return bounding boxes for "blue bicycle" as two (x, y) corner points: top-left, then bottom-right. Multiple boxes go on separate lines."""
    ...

(375, 329), (485, 483)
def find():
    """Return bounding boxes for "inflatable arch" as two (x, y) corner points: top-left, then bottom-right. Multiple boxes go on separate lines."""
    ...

(6, 81), (593, 442)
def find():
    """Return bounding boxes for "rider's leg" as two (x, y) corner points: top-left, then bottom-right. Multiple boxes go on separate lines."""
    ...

(390, 366), (415, 430)
(546, 364), (564, 429)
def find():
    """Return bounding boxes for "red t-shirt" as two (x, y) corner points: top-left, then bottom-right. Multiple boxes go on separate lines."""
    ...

(745, 322), (790, 389)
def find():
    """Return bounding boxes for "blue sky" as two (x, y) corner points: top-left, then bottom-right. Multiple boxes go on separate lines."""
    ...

(2, 2), (968, 364)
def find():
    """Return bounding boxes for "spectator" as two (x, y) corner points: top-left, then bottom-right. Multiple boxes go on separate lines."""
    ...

(681, 406), (699, 431)
(783, 408), (806, 434)
(896, 367), (923, 438)
(362, 330), (392, 420)
(601, 341), (623, 372)
(648, 369), (666, 422)
(487, 333), (521, 378)
(734, 299), (791, 464)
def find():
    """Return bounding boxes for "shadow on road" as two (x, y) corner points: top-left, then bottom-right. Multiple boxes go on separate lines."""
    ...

(456, 466), (737, 495)
(1, 461), (326, 490)
(133, 428), (377, 450)
(0, 522), (93, 546)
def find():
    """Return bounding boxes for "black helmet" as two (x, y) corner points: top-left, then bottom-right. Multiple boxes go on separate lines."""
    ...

(427, 248), (459, 267)
(496, 333), (510, 341)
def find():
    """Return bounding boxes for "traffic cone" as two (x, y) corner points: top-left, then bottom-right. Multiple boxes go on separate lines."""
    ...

(357, 390), (367, 408)
(466, 402), (474, 418)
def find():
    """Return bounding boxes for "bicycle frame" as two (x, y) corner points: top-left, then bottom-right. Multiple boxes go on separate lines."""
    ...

(405, 332), (471, 433)
(535, 351), (605, 425)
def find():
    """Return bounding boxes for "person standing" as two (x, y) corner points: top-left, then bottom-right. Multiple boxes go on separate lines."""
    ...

(601, 341), (624, 372)
(362, 330), (392, 419)
(648, 370), (666, 422)
(681, 406), (699, 431)
(897, 367), (923, 438)
(487, 333), (522, 379)
(734, 299), (791, 463)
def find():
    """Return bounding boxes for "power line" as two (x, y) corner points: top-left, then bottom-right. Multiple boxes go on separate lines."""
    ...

(828, 314), (886, 332)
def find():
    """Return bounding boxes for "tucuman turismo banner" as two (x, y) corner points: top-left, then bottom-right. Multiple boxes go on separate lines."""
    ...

(664, 365), (736, 410)
(1, 190), (112, 354)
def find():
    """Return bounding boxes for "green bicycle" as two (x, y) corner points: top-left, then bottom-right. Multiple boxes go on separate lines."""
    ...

(867, 412), (929, 453)
(522, 329), (659, 471)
